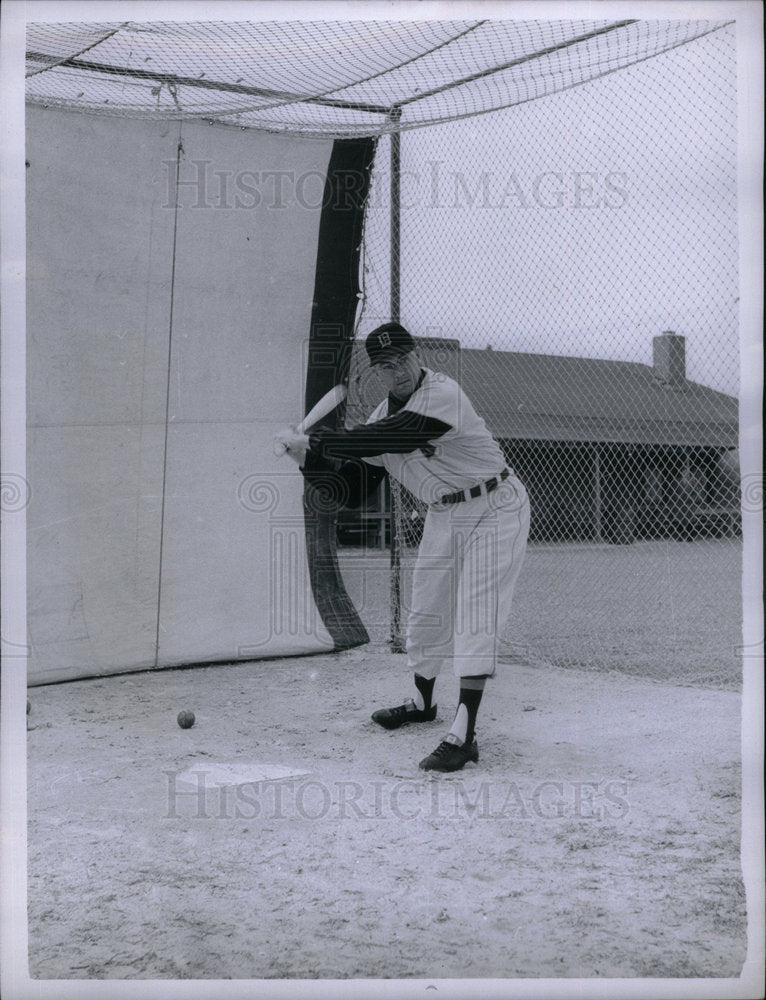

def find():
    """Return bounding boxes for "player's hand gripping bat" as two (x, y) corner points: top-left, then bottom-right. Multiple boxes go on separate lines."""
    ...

(273, 384), (347, 459)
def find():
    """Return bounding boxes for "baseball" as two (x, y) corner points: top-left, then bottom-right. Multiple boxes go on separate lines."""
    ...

(177, 710), (195, 729)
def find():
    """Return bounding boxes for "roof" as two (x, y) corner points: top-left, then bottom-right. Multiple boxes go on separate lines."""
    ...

(348, 339), (738, 448)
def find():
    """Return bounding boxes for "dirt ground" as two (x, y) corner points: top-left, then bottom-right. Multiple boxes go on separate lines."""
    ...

(25, 645), (747, 984)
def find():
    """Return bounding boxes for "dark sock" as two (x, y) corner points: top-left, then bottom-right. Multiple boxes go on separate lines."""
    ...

(414, 673), (435, 711)
(458, 686), (484, 744)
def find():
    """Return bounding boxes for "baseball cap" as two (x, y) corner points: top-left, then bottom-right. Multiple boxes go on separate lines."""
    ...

(365, 322), (415, 366)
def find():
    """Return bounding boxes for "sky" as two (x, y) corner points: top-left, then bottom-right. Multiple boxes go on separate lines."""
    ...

(359, 23), (741, 395)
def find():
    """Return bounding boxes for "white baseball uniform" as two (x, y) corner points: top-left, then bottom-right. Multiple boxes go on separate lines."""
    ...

(307, 367), (530, 680)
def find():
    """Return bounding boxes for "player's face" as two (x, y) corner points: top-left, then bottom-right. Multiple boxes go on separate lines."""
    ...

(373, 350), (422, 400)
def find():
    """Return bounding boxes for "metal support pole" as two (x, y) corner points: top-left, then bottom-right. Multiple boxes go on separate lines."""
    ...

(389, 106), (402, 324)
(388, 107), (405, 651)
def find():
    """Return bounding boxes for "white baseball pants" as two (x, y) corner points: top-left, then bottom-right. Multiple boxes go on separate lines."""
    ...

(405, 474), (530, 680)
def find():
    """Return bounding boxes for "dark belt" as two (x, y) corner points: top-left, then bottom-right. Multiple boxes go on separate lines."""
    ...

(439, 468), (510, 505)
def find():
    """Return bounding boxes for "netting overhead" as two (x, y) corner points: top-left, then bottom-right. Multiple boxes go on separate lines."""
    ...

(26, 18), (732, 136)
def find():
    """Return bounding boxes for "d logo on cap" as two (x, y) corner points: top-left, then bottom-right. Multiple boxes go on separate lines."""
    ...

(365, 322), (415, 365)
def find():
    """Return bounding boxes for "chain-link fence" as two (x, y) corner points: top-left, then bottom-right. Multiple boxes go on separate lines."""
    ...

(351, 23), (740, 686)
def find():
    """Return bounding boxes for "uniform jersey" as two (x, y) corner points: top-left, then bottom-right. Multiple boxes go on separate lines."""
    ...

(362, 369), (506, 505)
(306, 368), (507, 507)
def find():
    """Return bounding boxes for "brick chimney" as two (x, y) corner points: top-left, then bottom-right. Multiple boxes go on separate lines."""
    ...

(653, 331), (686, 388)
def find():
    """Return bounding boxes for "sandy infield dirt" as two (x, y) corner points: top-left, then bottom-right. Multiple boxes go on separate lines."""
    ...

(26, 647), (746, 982)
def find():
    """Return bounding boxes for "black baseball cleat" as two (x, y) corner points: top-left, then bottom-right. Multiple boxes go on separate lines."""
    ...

(419, 736), (479, 772)
(371, 699), (437, 730)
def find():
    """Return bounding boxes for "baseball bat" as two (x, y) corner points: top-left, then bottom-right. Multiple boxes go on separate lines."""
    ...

(274, 384), (347, 456)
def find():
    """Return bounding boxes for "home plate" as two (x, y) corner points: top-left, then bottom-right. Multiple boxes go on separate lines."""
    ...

(175, 761), (311, 789)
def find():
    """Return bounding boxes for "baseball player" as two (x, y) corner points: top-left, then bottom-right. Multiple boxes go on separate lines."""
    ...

(279, 323), (530, 772)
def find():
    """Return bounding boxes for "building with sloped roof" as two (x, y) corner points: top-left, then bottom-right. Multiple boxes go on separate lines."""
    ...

(342, 332), (740, 545)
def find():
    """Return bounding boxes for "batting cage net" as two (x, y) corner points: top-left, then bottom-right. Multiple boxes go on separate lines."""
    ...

(26, 18), (731, 136)
(25, 17), (743, 688)
(351, 21), (741, 689)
